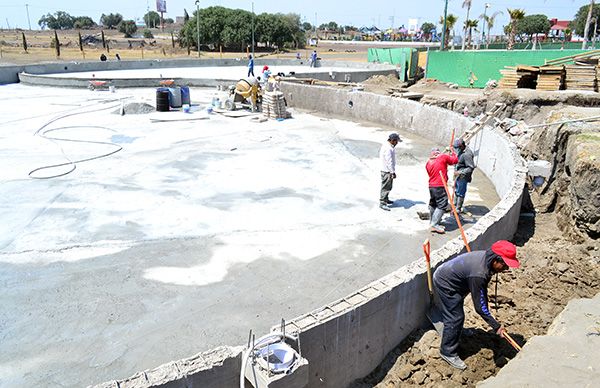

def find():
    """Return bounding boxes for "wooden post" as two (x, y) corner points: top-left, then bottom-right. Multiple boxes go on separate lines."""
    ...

(220, 45), (223, 59)
(54, 30), (60, 58)
(141, 46), (144, 59)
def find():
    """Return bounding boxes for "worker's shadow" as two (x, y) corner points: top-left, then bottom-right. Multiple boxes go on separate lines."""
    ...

(390, 199), (425, 209)
(442, 204), (490, 232)
(458, 327), (526, 366)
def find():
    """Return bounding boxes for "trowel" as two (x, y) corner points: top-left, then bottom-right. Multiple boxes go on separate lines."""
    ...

(424, 239), (444, 336)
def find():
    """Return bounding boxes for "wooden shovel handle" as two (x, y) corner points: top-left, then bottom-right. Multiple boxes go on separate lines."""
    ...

(423, 239), (433, 295)
(439, 171), (471, 252)
(502, 332), (522, 351)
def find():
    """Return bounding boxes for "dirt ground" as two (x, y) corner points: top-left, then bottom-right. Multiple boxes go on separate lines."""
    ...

(348, 79), (600, 387)
(0, 29), (366, 65)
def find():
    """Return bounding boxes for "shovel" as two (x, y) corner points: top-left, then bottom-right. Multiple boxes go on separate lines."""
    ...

(424, 239), (444, 336)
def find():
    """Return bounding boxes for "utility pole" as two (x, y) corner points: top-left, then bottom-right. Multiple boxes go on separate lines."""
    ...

(251, 2), (255, 58)
(195, 0), (200, 57)
(25, 4), (31, 30)
(441, 0), (449, 50)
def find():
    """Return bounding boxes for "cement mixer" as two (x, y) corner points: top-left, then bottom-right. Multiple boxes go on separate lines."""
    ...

(225, 76), (262, 111)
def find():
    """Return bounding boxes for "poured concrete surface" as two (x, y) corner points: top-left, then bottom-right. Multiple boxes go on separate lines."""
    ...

(35, 65), (369, 80)
(479, 292), (600, 388)
(0, 83), (498, 386)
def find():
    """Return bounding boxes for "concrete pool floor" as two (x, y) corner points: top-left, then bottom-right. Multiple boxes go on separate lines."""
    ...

(0, 83), (498, 386)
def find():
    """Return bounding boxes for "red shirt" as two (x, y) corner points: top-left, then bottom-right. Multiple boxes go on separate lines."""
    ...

(426, 153), (459, 187)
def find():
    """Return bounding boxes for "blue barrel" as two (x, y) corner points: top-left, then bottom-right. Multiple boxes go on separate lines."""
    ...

(156, 87), (170, 112)
(180, 86), (191, 105)
(168, 87), (182, 108)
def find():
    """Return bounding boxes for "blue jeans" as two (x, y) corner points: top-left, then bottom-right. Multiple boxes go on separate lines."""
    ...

(455, 177), (468, 198)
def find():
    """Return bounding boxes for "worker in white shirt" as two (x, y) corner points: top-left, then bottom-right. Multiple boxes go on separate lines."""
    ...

(379, 133), (401, 211)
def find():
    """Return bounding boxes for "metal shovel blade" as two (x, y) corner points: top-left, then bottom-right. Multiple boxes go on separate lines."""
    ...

(427, 303), (444, 336)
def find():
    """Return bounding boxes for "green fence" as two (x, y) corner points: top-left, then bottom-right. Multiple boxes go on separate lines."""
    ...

(367, 48), (419, 81)
(426, 50), (587, 88)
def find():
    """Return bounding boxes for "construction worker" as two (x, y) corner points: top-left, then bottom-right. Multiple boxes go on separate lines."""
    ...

(433, 240), (520, 370)
(247, 54), (254, 77)
(379, 133), (401, 211)
(310, 50), (318, 67)
(426, 147), (458, 233)
(453, 138), (475, 213)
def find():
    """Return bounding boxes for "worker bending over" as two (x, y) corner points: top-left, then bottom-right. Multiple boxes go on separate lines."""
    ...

(433, 240), (520, 370)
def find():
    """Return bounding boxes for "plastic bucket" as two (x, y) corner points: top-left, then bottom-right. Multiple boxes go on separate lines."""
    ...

(156, 88), (170, 112)
(180, 86), (191, 105)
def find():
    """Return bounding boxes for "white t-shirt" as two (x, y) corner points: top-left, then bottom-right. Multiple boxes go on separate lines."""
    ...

(379, 142), (396, 173)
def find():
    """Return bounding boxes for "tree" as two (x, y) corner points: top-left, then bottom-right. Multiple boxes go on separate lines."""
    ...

(118, 20), (137, 38)
(439, 14), (458, 48)
(570, 1), (600, 48)
(53, 30), (60, 57)
(302, 22), (313, 31)
(144, 11), (160, 28)
(421, 22), (436, 40)
(461, 0), (472, 50)
(38, 11), (74, 30)
(101, 13), (123, 29)
(143, 29), (154, 38)
(517, 14), (551, 44)
(482, 11), (502, 48)
(184, 9), (190, 22)
(464, 19), (478, 48)
(507, 8), (525, 50)
(164, 18), (174, 24)
(73, 16), (95, 29)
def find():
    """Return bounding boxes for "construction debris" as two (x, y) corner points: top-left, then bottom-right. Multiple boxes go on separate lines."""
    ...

(262, 91), (292, 119)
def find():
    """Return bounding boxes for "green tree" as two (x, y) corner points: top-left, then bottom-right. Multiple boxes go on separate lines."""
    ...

(73, 16), (95, 29)
(507, 8), (525, 50)
(517, 14), (551, 39)
(164, 18), (174, 24)
(184, 9), (190, 22)
(101, 13), (123, 29)
(144, 11), (160, 28)
(143, 29), (154, 38)
(302, 22), (312, 31)
(570, 2), (600, 41)
(481, 11), (502, 48)
(118, 20), (137, 38)
(439, 14), (458, 49)
(464, 19), (478, 48)
(421, 22), (436, 40)
(38, 11), (74, 30)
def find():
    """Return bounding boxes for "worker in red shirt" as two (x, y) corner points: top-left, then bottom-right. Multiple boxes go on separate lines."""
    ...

(426, 147), (458, 233)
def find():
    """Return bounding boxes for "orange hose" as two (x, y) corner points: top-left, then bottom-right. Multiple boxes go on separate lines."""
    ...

(439, 171), (471, 252)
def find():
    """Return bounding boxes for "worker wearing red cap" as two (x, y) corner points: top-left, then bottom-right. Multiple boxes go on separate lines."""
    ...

(432, 240), (520, 370)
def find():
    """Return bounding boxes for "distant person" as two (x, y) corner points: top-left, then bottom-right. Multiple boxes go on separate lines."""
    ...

(296, 52), (301, 60)
(425, 147), (458, 233)
(379, 133), (401, 211)
(310, 50), (318, 67)
(433, 240), (520, 370)
(115, 53), (121, 61)
(100, 53), (107, 62)
(247, 54), (254, 77)
(453, 138), (475, 213)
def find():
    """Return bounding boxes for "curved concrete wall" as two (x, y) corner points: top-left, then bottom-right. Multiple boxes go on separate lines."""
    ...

(0, 59), (397, 87)
(96, 85), (526, 388)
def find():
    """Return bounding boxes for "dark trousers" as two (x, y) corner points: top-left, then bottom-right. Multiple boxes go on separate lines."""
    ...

(434, 277), (465, 357)
(380, 172), (393, 204)
(248, 68), (254, 77)
(429, 186), (448, 210)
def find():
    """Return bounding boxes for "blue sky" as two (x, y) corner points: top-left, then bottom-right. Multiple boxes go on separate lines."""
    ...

(0, 0), (592, 34)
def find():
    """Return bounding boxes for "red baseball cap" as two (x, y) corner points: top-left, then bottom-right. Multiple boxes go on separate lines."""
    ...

(491, 240), (519, 268)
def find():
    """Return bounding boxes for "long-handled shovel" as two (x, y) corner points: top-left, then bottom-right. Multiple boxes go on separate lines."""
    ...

(439, 171), (521, 352)
(423, 239), (444, 336)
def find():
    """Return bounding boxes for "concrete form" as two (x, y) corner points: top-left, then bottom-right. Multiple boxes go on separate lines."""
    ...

(0, 63), (526, 387)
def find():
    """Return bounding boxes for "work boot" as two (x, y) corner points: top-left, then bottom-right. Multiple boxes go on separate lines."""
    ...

(455, 196), (465, 213)
(440, 353), (467, 370)
(386, 199), (394, 205)
(379, 203), (391, 211)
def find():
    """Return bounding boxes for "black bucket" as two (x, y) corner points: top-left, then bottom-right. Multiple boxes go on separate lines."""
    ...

(156, 88), (170, 112)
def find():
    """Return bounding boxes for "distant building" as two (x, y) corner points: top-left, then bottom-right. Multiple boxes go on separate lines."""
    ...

(549, 19), (571, 39)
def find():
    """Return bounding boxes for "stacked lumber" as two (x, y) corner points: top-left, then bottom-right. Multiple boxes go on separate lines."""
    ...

(565, 64), (597, 91)
(262, 91), (291, 119)
(498, 66), (537, 89)
(536, 65), (565, 91)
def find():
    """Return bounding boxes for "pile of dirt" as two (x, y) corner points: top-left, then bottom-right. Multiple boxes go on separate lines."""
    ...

(361, 74), (406, 95)
(351, 213), (600, 387)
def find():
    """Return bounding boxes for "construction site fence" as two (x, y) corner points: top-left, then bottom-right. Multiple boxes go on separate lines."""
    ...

(426, 49), (587, 88)
(367, 48), (420, 81)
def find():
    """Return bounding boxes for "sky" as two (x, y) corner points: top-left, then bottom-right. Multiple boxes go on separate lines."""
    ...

(0, 0), (593, 34)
